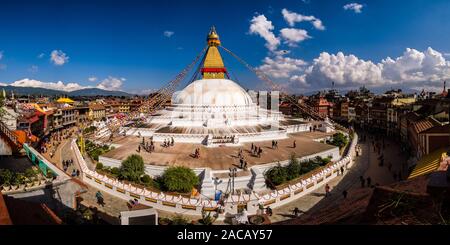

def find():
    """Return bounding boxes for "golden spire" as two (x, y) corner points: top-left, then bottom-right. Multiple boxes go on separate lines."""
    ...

(202, 26), (226, 79)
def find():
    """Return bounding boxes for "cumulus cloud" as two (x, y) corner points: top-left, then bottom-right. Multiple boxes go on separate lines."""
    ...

(257, 55), (307, 79)
(279, 47), (450, 91)
(280, 28), (311, 47)
(10, 78), (88, 92)
(50, 50), (69, 66)
(281, 8), (325, 30)
(88, 76), (98, 82)
(96, 76), (125, 91)
(163, 31), (175, 38)
(343, 3), (364, 13)
(249, 14), (280, 51)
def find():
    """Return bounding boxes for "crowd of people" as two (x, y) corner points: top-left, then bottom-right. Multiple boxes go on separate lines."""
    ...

(138, 137), (156, 153)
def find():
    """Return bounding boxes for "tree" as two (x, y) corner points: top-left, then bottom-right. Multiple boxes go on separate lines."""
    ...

(119, 154), (145, 181)
(161, 166), (199, 193)
(330, 132), (349, 149)
(265, 163), (288, 187)
(286, 154), (301, 180)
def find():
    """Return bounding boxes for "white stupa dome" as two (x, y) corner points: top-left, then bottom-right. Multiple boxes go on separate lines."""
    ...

(173, 79), (254, 106)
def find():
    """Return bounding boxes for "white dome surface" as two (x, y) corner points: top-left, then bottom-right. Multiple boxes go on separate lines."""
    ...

(173, 79), (254, 106)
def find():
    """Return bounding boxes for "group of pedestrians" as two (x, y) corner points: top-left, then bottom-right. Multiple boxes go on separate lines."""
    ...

(250, 144), (263, 158)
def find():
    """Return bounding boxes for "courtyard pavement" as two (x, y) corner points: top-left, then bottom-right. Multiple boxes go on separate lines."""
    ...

(269, 132), (408, 223)
(102, 131), (336, 170)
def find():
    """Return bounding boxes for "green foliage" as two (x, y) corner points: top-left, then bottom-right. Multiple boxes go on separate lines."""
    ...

(161, 166), (199, 193)
(119, 154), (145, 182)
(264, 164), (288, 186)
(24, 168), (38, 180)
(85, 140), (112, 161)
(200, 211), (216, 225)
(46, 170), (54, 179)
(286, 155), (301, 180)
(96, 162), (104, 170)
(141, 174), (151, 184)
(171, 214), (189, 225)
(111, 167), (120, 176)
(0, 169), (13, 186)
(329, 132), (349, 149)
(265, 155), (332, 188)
(83, 126), (97, 134)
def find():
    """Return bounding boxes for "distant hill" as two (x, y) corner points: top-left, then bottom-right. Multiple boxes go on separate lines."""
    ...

(0, 85), (133, 97)
(68, 88), (132, 97)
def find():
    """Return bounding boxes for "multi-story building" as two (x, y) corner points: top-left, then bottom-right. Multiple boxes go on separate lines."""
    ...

(89, 104), (106, 121)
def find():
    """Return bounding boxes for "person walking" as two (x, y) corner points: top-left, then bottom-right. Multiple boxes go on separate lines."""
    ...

(325, 184), (331, 197)
(340, 166), (344, 176)
(359, 176), (365, 188)
(293, 207), (301, 217)
(342, 190), (348, 199)
(95, 191), (105, 207)
(366, 177), (372, 187)
(293, 140), (296, 148)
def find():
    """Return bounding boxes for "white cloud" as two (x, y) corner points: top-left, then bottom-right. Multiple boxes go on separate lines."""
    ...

(88, 76), (98, 82)
(96, 76), (124, 91)
(281, 8), (325, 30)
(38, 53), (45, 59)
(343, 3), (364, 13)
(28, 65), (39, 73)
(10, 78), (88, 92)
(163, 31), (175, 38)
(279, 47), (450, 92)
(249, 14), (280, 51)
(257, 55), (307, 79)
(280, 28), (311, 47)
(50, 50), (69, 66)
(0, 51), (3, 60)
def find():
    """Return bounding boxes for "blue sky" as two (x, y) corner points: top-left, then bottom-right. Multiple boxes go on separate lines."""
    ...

(1, 0), (450, 94)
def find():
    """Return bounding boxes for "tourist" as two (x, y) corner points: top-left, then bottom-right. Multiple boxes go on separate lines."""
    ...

(258, 147), (262, 158)
(271, 140), (275, 149)
(171, 137), (174, 146)
(366, 177), (372, 187)
(359, 176), (365, 188)
(325, 184), (331, 197)
(251, 143), (254, 152)
(95, 191), (105, 207)
(342, 190), (348, 199)
(266, 206), (273, 216)
(76, 169), (80, 177)
(293, 207), (301, 217)
(340, 166), (344, 176)
(239, 158), (244, 169)
(243, 161), (248, 170)
(293, 140), (296, 148)
(138, 145), (141, 153)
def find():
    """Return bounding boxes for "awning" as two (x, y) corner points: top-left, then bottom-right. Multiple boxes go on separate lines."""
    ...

(408, 148), (449, 179)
